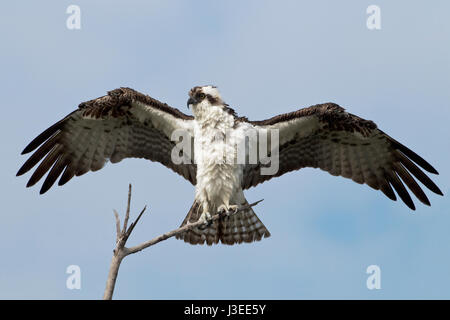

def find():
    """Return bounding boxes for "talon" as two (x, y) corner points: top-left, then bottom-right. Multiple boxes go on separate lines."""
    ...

(228, 205), (239, 215)
(218, 207), (227, 216)
(216, 205), (227, 217)
(218, 204), (238, 216)
(198, 212), (212, 230)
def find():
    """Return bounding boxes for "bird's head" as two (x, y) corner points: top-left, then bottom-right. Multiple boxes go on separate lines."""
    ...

(187, 85), (226, 114)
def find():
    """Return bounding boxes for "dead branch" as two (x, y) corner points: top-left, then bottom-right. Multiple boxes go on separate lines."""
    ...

(102, 184), (262, 300)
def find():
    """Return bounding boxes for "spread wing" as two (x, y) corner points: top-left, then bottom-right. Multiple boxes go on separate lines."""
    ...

(17, 87), (196, 194)
(242, 103), (443, 210)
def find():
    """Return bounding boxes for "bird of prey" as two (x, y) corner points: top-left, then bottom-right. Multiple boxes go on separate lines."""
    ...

(17, 86), (443, 245)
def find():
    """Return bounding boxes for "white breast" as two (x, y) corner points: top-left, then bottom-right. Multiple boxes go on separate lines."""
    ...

(193, 106), (245, 210)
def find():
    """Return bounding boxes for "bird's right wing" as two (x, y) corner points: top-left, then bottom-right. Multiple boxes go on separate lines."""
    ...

(17, 87), (197, 194)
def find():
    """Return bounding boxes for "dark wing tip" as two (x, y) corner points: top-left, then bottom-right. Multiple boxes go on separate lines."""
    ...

(26, 179), (36, 188)
(425, 165), (439, 175)
(429, 167), (439, 175)
(21, 141), (38, 155)
(21, 148), (30, 155)
(387, 135), (439, 174)
(39, 186), (50, 194)
(22, 144), (36, 155)
(402, 195), (416, 211)
(403, 196), (416, 211)
(16, 167), (26, 177)
(394, 149), (443, 198)
(379, 183), (397, 202)
(385, 170), (416, 210)
(20, 119), (67, 155)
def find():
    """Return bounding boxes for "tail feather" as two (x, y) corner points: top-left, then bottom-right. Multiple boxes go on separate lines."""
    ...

(175, 200), (271, 245)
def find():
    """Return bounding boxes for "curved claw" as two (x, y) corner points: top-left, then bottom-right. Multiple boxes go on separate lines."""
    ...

(217, 204), (239, 217)
(197, 212), (212, 230)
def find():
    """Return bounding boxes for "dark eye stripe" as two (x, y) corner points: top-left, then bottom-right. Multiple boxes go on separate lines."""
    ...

(206, 94), (218, 104)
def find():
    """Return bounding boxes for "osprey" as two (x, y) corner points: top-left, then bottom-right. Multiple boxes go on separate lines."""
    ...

(17, 86), (443, 245)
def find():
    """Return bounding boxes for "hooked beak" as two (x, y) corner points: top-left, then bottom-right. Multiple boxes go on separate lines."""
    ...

(187, 97), (196, 109)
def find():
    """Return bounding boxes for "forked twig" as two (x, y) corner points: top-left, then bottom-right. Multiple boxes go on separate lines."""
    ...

(102, 184), (262, 300)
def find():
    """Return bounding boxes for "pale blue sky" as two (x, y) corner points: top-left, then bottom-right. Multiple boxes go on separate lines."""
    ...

(1, 1), (449, 299)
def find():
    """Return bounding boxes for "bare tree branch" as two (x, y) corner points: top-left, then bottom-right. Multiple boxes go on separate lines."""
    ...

(102, 184), (263, 300)
(125, 199), (263, 255)
(113, 210), (121, 242)
(123, 184), (132, 232)
(103, 184), (143, 300)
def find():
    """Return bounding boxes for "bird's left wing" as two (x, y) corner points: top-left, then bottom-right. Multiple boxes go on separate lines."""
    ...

(242, 103), (443, 210)
(17, 87), (196, 193)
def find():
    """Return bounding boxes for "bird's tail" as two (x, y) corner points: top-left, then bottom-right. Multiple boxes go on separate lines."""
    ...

(175, 200), (271, 245)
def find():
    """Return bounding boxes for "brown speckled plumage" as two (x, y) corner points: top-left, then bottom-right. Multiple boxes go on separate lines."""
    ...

(241, 103), (442, 210)
(17, 87), (196, 194)
(175, 200), (270, 245)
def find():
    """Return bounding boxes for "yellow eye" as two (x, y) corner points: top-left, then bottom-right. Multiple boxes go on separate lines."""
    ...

(197, 93), (205, 100)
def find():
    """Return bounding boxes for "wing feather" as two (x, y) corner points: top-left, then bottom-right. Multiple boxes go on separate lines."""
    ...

(41, 154), (69, 194)
(26, 144), (63, 188)
(242, 103), (442, 210)
(18, 87), (196, 193)
(17, 131), (61, 176)
(395, 151), (442, 195)
(393, 162), (430, 206)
